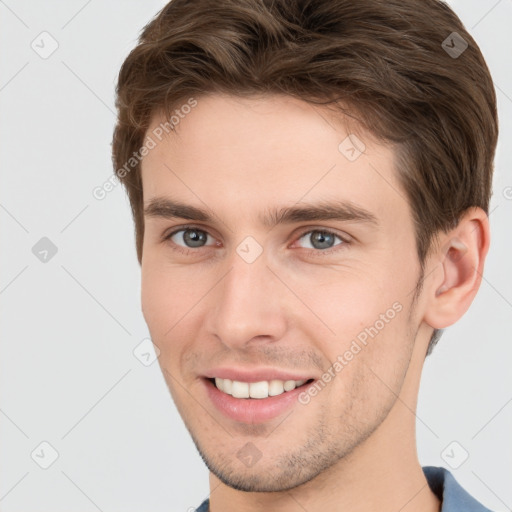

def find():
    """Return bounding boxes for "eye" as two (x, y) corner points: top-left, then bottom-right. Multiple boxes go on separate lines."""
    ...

(294, 229), (348, 253)
(162, 225), (349, 257)
(164, 226), (216, 251)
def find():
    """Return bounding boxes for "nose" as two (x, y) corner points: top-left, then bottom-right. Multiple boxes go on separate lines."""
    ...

(205, 250), (288, 350)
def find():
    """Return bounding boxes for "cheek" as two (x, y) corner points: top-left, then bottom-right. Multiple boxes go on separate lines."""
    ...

(141, 254), (191, 319)
(298, 267), (401, 331)
(140, 260), (213, 356)
(296, 261), (413, 370)
(141, 261), (164, 329)
(140, 258), (183, 345)
(141, 267), (184, 379)
(319, 305), (414, 426)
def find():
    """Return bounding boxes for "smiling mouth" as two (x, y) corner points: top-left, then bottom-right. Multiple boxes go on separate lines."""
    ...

(207, 377), (315, 399)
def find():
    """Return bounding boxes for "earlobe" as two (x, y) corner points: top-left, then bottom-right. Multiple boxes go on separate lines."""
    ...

(424, 208), (490, 329)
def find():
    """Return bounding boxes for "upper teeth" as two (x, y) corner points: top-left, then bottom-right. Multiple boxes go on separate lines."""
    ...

(214, 378), (307, 399)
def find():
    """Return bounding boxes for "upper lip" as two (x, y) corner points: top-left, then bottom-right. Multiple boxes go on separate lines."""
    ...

(202, 367), (316, 383)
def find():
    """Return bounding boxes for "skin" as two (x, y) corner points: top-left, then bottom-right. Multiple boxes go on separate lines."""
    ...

(140, 93), (489, 512)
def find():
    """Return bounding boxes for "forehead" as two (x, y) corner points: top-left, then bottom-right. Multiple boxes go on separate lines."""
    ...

(140, 93), (406, 226)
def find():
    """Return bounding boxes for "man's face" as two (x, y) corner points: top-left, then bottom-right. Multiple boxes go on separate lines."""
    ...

(140, 94), (425, 492)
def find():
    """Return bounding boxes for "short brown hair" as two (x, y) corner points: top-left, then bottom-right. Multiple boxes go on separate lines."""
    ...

(111, 0), (498, 356)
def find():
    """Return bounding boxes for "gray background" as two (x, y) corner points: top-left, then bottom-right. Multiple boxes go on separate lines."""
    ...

(0, 0), (511, 510)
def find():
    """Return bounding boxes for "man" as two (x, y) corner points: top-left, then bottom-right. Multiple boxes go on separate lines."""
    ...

(111, 0), (498, 510)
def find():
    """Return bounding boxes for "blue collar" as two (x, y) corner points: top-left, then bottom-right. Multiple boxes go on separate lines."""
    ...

(423, 466), (493, 512)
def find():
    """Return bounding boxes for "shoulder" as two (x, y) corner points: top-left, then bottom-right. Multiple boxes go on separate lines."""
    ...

(423, 465), (495, 512)
(193, 497), (209, 512)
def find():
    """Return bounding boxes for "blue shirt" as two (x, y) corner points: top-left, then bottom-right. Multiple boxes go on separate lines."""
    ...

(193, 466), (494, 511)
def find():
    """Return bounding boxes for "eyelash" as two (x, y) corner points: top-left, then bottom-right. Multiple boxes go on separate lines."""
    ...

(162, 224), (351, 257)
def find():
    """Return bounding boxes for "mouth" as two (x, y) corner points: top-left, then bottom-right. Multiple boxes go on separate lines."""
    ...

(202, 376), (316, 424)
(207, 377), (315, 399)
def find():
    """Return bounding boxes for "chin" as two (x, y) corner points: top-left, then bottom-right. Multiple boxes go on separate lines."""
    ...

(189, 430), (334, 493)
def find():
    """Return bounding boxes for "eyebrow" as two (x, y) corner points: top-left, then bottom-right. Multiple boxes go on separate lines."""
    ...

(143, 197), (378, 228)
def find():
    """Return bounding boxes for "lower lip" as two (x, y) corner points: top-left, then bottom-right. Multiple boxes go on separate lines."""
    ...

(203, 378), (313, 424)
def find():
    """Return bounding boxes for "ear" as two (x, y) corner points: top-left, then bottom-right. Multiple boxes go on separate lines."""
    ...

(423, 207), (490, 329)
